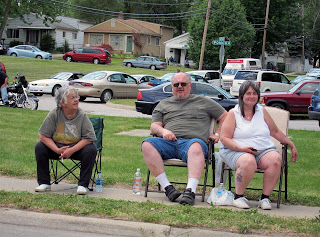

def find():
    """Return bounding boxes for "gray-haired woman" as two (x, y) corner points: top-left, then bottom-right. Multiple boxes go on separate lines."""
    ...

(35, 87), (97, 195)
(219, 80), (298, 210)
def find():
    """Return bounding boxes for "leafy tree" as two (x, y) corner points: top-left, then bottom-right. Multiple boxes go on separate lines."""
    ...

(0, 0), (63, 40)
(239, 0), (302, 58)
(40, 34), (55, 51)
(188, 0), (255, 68)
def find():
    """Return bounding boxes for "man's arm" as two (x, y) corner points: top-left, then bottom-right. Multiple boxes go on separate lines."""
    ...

(1, 77), (8, 88)
(208, 110), (228, 143)
(151, 121), (177, 141)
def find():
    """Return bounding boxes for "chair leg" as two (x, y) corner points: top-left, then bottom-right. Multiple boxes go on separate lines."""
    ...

(144, 169), (151, 197)
(202, 160), (209, 202)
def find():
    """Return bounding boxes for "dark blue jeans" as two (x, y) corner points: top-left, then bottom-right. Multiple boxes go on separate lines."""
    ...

(35, 141), (97, 187)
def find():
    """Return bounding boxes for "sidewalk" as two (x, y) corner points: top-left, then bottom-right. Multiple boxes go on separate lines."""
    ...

(1, 176), (318, 220)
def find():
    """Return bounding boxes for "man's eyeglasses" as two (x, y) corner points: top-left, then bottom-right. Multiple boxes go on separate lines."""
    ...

(172, 82), (189, 87)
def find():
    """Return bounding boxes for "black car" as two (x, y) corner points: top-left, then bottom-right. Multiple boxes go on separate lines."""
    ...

(135, 81), (238, 115)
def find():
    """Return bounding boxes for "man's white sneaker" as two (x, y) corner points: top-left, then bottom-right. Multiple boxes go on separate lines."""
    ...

(233, 197), (250, 209)
(35, 184), (51, 192)
(258, 198), (272, 210)
(77, 186), (88, 195)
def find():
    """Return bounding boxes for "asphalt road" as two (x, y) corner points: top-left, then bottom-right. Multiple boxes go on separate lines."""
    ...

(37, 94), (320, 131)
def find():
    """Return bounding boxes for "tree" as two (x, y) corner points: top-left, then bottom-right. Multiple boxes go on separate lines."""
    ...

(188, 0), (255, 68)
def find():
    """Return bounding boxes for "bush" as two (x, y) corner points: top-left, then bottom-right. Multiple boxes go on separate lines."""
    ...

(133, 51), (140, 58)
(56, 39), (71, 53)
(9, 40), (23, 47)
(277, 62), (285, 72)
(40, 34), (55, 52)
(98, 44), (113, 53)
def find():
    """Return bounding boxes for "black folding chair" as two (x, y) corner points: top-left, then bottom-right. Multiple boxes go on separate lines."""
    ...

(50, 117), (104, 191)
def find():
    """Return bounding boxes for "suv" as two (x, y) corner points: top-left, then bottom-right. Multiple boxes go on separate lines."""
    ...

(260, 80), (320, 114)
(63, 47), (111, 64)
(308, 83), (320, 126)
(230, 70), (293, 97)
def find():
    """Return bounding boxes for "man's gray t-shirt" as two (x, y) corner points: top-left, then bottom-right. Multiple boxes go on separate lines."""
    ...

(152, 94), (225, 143)
(39, 107), (96, 148)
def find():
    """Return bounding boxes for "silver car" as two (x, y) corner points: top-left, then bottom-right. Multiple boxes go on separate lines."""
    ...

(7, 45), (52, 60)
(122, 56), (167, 70)
(69, 71), (151, 103)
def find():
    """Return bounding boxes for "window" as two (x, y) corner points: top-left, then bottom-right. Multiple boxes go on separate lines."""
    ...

(110, 35), (124, 50)
(63, 31), (66, 38)
(7, 29), (19, 38)
(89, 34), (103, 46)
(72, 32), (77, 39)
(111, 20), (115, 27)
(147, 36), (151, 45)
(300, 83), (319, 94)
(155, 38), (160, 46)
(109, 74), (123, 83)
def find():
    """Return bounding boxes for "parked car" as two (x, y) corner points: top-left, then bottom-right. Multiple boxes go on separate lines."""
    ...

(306, 68), (320, 77)
(122, 56), (167, 70)
(69, 71), (151, 103)
(260, 80), (320, 114)
(135, 81), (238, 115)
(291, 75), (319, 85)
(0, 62), (6, 73)
(29, 72), (85, 97)
(7, 45), (52, 60)
(148, 73), (208, 87)
(131, 74), (158, 84)
(230, 70), (293, 97)
(63, 47), (111, 64)
(187, 70), (220, 81)
(308, 83), (320, 126)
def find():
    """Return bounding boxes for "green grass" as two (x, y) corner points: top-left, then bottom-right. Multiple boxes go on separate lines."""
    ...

(0, 191), (319, 236)
(0, 55), (192, 83)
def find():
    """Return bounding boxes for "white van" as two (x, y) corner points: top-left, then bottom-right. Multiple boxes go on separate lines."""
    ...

(221, 58), (261, 90)
(230, 70), (294, 97)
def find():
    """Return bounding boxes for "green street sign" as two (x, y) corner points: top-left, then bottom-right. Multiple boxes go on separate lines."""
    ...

(212, 40), (232, 46)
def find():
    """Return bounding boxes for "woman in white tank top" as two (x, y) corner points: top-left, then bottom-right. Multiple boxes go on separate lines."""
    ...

(219, 81), (298, 210)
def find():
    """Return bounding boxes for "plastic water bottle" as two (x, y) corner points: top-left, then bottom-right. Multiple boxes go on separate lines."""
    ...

(217, 183), (225, 198)
(96, 171), (103, 192)
(133, 168), (142, 195)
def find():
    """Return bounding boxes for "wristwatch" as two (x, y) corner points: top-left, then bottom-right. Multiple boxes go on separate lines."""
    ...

(214, 133), (220, 137)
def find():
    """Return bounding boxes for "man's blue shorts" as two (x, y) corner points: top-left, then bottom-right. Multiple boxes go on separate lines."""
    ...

(142, 137), (208, 163)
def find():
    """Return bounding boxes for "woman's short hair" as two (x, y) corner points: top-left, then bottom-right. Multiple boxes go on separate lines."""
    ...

(55, 87), (78, 108)
(238, 80), (260, 116)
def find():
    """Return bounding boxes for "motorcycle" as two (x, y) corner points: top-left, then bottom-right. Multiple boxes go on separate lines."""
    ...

(0, 73), (39, 110)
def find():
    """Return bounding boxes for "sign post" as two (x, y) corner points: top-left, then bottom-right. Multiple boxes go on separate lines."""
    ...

(212, 37), (232, 87)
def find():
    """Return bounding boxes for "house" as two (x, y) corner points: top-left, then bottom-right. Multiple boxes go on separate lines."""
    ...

(163, 32), (193, 67)
(83, 16), (174, 57)
(2, 13), (93, 50)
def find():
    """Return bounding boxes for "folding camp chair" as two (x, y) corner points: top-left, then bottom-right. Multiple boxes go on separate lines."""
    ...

(144, 118), (217, 202)
(219, 106), (289, 208)
(50, 117), (104, 191)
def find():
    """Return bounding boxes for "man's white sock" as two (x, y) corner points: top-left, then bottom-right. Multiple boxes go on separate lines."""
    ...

(186, 177), (199, 193)
(156, 172), (171, 190)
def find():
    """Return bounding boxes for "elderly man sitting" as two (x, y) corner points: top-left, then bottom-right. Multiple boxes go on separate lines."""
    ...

(141, 73), (227, 205)
(35, 87), (97, 195)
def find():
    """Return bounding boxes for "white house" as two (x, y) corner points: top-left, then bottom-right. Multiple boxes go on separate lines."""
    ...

(2, 13), (93, 50)
(164, 32), (193, 67)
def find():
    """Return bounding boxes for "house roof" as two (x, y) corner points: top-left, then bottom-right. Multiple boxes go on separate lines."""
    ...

(83, 18), (173, 36)
(164, 32), (190, 49)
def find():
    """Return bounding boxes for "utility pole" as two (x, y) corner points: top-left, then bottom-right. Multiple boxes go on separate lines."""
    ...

(198, 0), (212, 70)
(261, 0), (270, 69)
(301, 4), (305, 71)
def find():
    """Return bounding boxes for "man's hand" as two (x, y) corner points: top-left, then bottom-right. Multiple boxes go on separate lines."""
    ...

(162, 129), (177, 141)
(58, 146), (72, 158)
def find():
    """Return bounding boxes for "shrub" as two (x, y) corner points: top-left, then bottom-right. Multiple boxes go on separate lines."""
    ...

(40, 34), (55, 52)
(56, 39), (71, 53)
(9, 40), (23, 47)
(277, 62), (285, 72)
(98, 44), (113, 53)
(133, 51), (140, 58)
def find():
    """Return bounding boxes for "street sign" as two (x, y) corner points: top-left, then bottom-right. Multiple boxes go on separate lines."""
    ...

(212, 40), (232, 46)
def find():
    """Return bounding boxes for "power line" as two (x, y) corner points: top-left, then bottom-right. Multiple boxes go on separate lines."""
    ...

(118, 0), (207, 6)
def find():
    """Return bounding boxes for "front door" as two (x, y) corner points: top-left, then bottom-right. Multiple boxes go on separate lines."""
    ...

(126, 36), (133, 53)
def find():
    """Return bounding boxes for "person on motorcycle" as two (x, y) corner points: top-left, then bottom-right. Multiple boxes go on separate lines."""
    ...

(0, 71), (9, 105)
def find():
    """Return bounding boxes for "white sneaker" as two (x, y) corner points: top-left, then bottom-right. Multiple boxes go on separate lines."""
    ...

(35, 184), (51, 192)
(258, 198), (272, 210)
(77, 186), (88, 195)
(233, 197), (250, 209)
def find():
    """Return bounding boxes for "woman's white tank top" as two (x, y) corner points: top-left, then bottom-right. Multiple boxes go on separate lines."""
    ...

(229, 104), (275, 150)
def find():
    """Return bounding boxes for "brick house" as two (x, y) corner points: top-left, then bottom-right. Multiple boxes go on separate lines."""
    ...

(83, 17), (174, 58)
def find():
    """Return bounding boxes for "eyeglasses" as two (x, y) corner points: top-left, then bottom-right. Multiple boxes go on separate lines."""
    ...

(172, 82), (189, 87)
